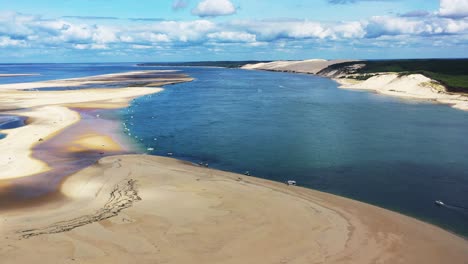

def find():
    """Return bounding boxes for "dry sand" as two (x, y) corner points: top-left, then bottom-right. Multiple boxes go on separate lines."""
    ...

(243, 59), (468, 111)
(242, 59), (355, 74)
(1, 69), (467, 263)
(335, 73), (468, 111)
(1, 155), (466, 264)
(0, 106), (80, 180)
(0, 70), (192, 179)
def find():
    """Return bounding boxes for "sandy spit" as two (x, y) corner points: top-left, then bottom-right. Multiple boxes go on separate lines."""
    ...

(0, 70), (191, 179)
(1, 155), (466, 264)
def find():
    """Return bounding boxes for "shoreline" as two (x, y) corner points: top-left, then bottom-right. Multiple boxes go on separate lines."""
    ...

(0, 74), (40, 78)
(0, 70), (192, 181)
(332, 74), (468, 111)
(1, 68), (467, 262)
(241, 60), (468, 111)
(1, 155), (467, 263)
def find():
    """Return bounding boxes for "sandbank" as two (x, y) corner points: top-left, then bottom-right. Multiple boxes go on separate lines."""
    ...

(0, 70), (192, 180)
(0, 74), (39, 77)
(1, 155), (466, 263)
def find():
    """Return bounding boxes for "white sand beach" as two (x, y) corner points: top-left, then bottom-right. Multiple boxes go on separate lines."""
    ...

(1, 155), (467, 264)
(335, 73), (468, 111)
(0, 69), (467, 263)
(242, 59), (356, 74)
(243, 59), (468, 111)
(0, 71), (192, 179)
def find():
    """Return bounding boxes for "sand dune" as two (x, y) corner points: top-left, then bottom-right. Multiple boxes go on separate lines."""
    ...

(243, 59), (468, 111)
(1, 69), (467, 263)
(242, 59), (355, 74)
(335, 73), (468, 111)
(1, 155), (466, 264)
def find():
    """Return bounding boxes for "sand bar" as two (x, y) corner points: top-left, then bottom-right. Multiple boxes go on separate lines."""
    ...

(1, 155), (466, 263)
(0, 74), (39, 77)
(0, 71), (192, 180)
(0, 106), (80, 180)
(1, 69), (467, 263)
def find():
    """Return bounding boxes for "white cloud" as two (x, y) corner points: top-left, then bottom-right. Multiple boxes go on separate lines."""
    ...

(439, 0), (468, 18)
(73, 43), (108, 50)
(0, 36), (27, 47)
(1, 10), (467, 58)
(207, 31), (256, 42)
(192, 0), (236, 17)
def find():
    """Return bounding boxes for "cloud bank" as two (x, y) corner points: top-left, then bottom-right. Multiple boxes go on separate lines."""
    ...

(0, 0), (467, 61)
(439, 0), (468, 18)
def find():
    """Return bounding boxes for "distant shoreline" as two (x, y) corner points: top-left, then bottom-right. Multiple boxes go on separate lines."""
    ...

(0, 73), (40, 77)
(241, 59), (468, 111)
(0, 68), (467, 263)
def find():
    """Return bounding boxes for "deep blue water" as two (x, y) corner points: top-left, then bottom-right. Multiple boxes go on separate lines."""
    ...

(0, 63), (157, 84)
(1, 64), (468, 237)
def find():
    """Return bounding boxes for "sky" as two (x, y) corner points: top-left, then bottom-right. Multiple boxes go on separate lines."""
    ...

(0, 0), (467, 62)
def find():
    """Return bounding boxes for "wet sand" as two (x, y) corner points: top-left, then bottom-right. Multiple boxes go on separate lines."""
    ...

(1, 155), (467, 263)
(0, 69), (467, 263)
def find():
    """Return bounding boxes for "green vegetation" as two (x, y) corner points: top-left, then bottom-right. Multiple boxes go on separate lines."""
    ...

(344, 73), (377, 81)
(323, 59), (468, 93)
(138, 61), (272, 68)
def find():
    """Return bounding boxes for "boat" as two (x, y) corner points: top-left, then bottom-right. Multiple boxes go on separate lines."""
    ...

(287, 180), (297, 186)
(435, 200), (445, 206)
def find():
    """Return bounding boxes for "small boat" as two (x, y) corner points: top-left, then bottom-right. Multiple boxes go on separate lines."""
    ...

(287, 180), (297, 186)
(244, 171), (250, 176)
(435, 200), (445, 206)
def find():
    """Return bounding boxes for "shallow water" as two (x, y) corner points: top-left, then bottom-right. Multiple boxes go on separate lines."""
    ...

(0, 115), (27, 139)
(2, 64), (468, 237)
(122, 67), (468, 237)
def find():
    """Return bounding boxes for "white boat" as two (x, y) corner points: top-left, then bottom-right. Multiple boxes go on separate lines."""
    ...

(435, 200), (445, 206)
(287, 180), (297, 186)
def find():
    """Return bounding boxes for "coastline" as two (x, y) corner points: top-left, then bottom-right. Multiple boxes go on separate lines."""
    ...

(0, 70), (192, 180)
(1, 155), (467, 263)
(332, 74), (468, 111)
(0, 69), (467, 262)
(241, 60), (468, 111)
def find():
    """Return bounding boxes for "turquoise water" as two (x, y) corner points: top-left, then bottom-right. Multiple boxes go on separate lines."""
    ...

(122, 67), (468, 237)
(2, 64), (468, 237)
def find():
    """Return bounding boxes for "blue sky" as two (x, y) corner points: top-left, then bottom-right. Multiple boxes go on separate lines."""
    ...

(0, 0), (467, 62)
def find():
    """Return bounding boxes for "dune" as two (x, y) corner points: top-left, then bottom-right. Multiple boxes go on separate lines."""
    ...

(1, 155), (467, 263)
(243, 59), (468, 111)
(335, 73), (468, 111)
(242, 59), (356, 74)
(1, 69), (467, 263)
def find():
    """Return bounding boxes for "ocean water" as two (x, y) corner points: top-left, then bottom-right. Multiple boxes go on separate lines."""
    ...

(1, 64), (468, 236)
